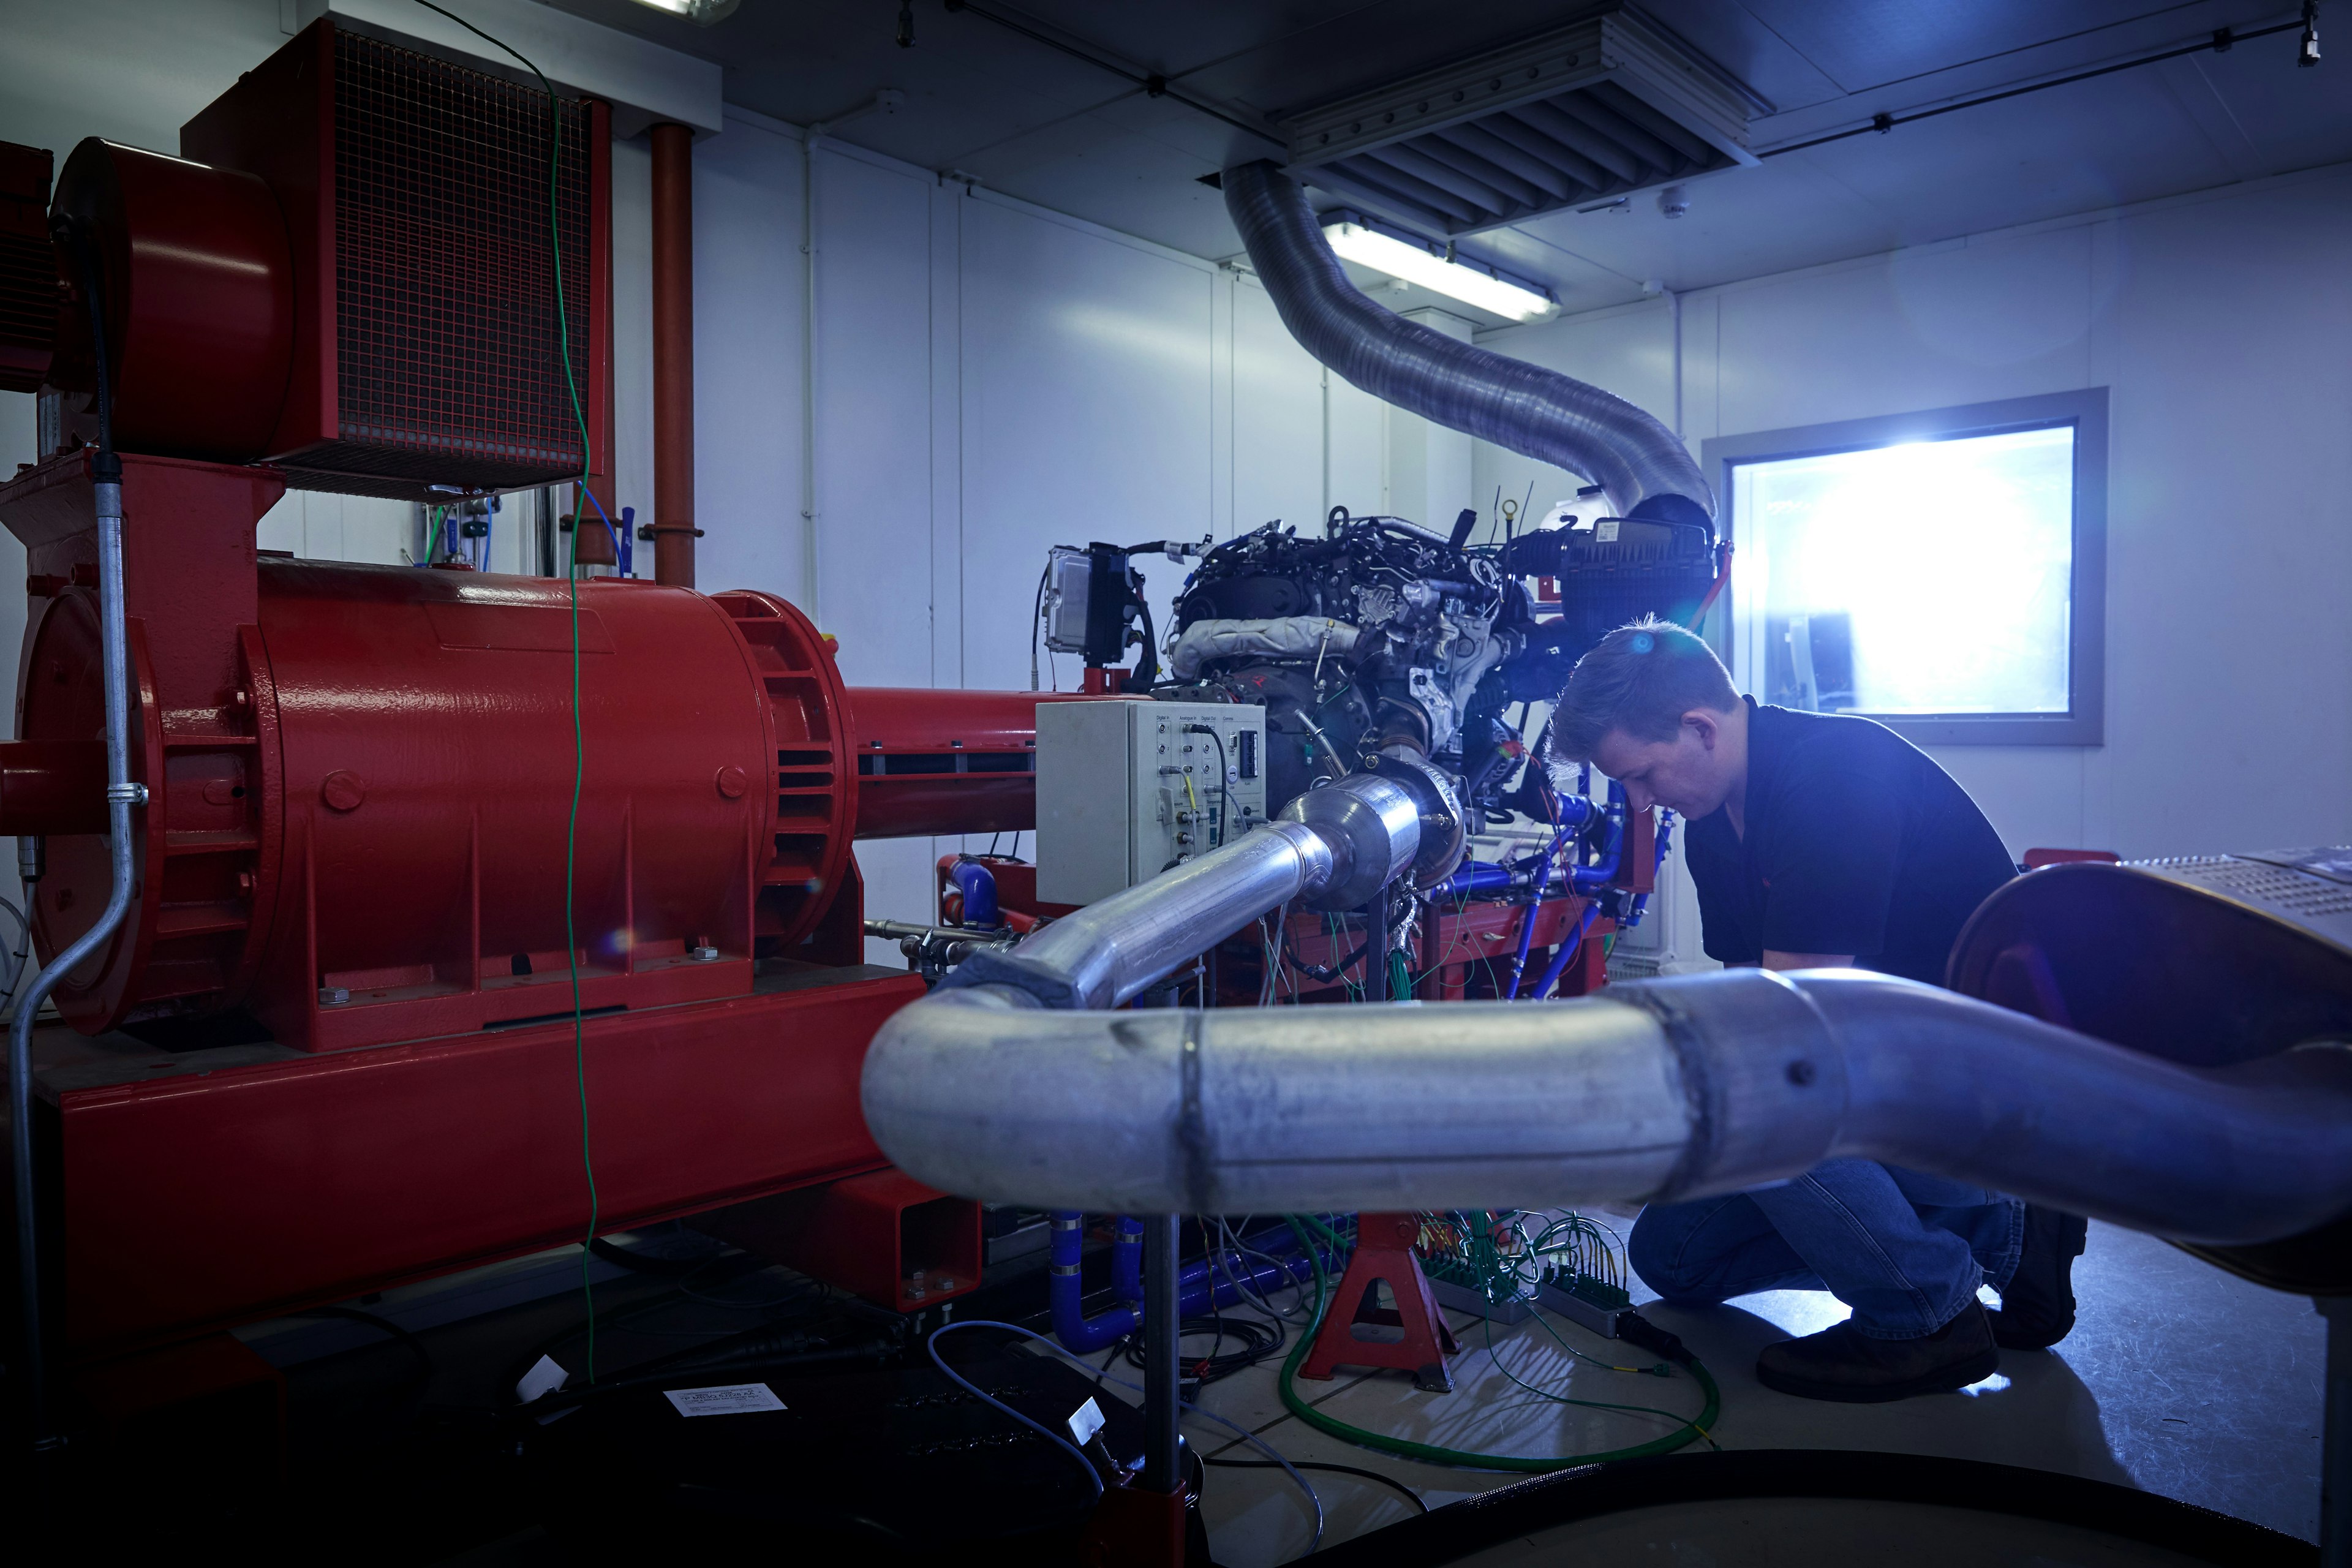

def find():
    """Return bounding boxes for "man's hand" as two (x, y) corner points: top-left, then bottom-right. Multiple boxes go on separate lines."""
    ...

(1762, 950), (1855, 972)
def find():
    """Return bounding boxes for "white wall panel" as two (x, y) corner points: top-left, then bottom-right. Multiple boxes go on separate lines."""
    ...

(608, 137), (654, 577)
(1714, 230), (2097, 438)
(1231, 282), (1325, 539)
(694, 111), (807, 608)
(2095, 176), (2352, 856)
(956, 195), (1215, 696)
(810, 149), (936, 686)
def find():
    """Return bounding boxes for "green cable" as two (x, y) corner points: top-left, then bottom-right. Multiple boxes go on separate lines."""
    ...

(409, 0), (601, 1381)
(1275, 1218), (1719, 1473)
(1294, 1212), (1352, 1254)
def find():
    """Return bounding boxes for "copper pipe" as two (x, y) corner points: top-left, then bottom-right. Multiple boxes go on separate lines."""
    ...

(650, 121), (696, 588)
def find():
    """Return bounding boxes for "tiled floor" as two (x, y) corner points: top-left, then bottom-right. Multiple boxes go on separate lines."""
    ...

(1183, 1212), (2328, 1566)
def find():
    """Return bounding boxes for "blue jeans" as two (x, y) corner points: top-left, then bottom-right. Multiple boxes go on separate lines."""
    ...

(1629, 1161), (2024, 1340)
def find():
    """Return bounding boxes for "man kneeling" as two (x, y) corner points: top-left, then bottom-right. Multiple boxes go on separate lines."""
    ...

(1550, 618), (2086, 1402)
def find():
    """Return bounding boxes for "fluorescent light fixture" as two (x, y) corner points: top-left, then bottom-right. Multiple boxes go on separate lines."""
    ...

(627, 0), (740, 23)
(1320, 211), (1556, 322)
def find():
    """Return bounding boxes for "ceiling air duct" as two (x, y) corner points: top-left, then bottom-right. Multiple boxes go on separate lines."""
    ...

(1278, 6), (1758, 236)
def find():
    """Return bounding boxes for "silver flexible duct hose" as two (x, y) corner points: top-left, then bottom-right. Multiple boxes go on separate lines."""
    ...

(864, 965), (2352, 1247)
(1223, 160), (1713, 524)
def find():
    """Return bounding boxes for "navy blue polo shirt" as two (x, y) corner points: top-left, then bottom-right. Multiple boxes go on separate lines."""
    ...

(1683, 699), (2016, 986)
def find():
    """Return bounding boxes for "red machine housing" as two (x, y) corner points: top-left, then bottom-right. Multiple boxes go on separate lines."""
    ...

(0, 448), (1087, 1364)
(39, 21), (614, 500)
(48, 140), (294, 462)
(6, 455), (875, 1049)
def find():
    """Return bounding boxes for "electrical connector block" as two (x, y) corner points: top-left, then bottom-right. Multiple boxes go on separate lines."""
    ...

(1536, 1268), (1634, 1340)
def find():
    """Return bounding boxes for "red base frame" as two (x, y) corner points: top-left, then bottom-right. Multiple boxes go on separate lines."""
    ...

(36, 962), (924, 1363)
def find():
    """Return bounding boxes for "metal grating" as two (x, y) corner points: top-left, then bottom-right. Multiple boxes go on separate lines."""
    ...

(1605, 951), (1664, 983)
(2136, 853), (2352, 948)
(1280, 10), (1755, 237)
(2239, 846), (2352, 886)
(323, 29), (592, 491)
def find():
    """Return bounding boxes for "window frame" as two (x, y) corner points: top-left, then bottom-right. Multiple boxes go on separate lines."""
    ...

(1700, 387), (2108, 747)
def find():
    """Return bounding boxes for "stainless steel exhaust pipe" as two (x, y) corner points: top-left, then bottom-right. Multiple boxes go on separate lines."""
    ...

(943, 769), (1425, 1011)
(863, 966), (2352, 1246)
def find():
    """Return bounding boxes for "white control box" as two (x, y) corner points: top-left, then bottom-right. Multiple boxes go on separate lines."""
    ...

(1036, 699), (1268, 907)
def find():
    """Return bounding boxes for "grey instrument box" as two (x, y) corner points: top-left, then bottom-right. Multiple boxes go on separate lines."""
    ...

(1036, 700), (1268, 907)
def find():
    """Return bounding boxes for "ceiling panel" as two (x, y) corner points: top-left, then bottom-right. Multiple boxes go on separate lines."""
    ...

(1730, 0), (2209, 94)
(537, 0), (2352, 322)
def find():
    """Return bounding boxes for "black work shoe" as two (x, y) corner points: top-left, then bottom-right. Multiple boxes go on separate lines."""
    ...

(1755, 1302), (2000, 1403)
(1989, 1205), (2090, 1350)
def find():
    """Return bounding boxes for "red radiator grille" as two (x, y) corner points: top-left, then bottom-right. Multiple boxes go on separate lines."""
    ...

(302, 29), (592, 496)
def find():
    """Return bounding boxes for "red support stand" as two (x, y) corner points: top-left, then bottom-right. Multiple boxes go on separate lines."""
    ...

(1298, 1213), (1460, 1393)
(1077, 1479), (1200, 1567)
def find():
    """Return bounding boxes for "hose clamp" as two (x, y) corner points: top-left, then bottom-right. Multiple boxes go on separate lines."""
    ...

(106, 782), (149, 806)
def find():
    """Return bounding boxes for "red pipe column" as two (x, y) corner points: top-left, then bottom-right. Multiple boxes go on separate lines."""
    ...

(650, 122), (696, 587)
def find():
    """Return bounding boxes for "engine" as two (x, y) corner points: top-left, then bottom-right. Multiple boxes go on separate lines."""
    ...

(1142, 504), (1725, 829)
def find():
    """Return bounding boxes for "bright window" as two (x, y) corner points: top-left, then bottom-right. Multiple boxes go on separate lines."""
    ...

(1705, 391), (2106, 745)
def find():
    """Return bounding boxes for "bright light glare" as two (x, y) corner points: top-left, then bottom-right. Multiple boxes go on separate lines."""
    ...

(626, 0), (739, 20)
(1733, 426), (2074, 716)
(1322, 221), (1556, 322)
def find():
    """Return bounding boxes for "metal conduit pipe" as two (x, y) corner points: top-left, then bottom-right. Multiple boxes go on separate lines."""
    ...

(1222, 161), (1713, 525)
(864, 967), (2352, 1246)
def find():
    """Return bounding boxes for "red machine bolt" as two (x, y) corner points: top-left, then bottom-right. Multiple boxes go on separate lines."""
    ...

(320, 770), (367, 812)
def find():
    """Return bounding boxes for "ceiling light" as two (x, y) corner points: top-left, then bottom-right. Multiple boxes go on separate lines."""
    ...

(627, 0), (740, 23)
(1319, 212), (1557, 322)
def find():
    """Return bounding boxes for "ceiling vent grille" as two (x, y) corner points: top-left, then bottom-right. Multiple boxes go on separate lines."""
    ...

(1279, 9), (1755, 236)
